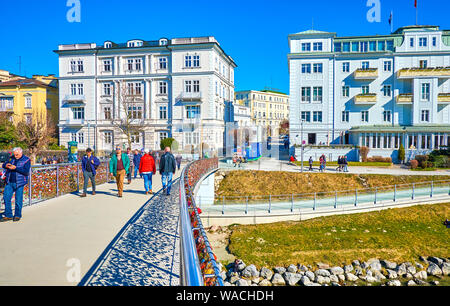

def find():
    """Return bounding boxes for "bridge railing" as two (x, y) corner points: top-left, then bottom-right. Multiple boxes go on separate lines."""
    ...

(1, 160), (110, 208)
(179, 157), (223, 286)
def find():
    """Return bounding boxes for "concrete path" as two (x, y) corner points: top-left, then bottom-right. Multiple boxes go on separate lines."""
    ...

(0, 169), (181, 286)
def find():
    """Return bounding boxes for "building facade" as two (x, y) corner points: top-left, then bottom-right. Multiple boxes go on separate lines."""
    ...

(55, 36), (236, 154)
(235, 89), (289, 135)
(0, 73), (59, 126)
(288, 26), (450, 162)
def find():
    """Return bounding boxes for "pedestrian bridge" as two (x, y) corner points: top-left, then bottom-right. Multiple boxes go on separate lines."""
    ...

(0, 159), (222, 286)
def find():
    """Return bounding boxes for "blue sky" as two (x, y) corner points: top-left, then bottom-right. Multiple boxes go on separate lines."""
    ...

(1, 0), (449, 94)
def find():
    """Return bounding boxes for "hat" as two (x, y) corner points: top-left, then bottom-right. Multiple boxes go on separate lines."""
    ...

(143, 148), (150, 154)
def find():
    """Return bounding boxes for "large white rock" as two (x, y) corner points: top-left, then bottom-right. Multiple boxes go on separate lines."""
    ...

(315, 269), (331, 277)
(283, 272), (302, 286)
(427, 263), (443, 276)
(235, 279), (249, 286)
(329, 266), (345, 275)
(346, 273), (359, 282)
(369, 260), (382, 271)
(381, 260), (397, 270)
(287, 264), (298, 273)
(407, 280), (417, 286)
(414, 270), (427, 280)
(258, 279), (272, 286)
(242, 264), (259, 279)
(305, 271), (315, 281)
(344, 265), (354, 273)
(329, 275), (339, 283)
(315, 275), (331, 284)
(271, 273), (286, 286)
(441, 263), (450, 276)
(260, 267), (273, 280)
(300, 275), (311, 286)
(386, 269), (398, 279)
(387, 280), (402, 287)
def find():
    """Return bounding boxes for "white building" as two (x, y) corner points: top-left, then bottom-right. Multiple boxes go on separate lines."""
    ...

(55, 36), (236, 154)
(288, 25), (450, 162)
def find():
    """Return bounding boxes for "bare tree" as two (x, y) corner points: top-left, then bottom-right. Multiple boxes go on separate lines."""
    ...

(16, 110), (56, 165)
(110, 81), (146, 149)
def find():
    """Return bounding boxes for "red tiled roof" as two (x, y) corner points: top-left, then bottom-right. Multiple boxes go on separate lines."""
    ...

(0, 78), (55, 88)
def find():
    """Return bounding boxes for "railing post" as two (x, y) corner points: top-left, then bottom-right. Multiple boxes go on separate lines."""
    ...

(268, 195), (271, 213)
(430, 181), (433, 198)
(354, 189), (358, 206)
(374, 187), (377, 205)
(394, 185), (397, 202)
(334, 191), (337, 209)
(222, 196), (225, 215)
(56, 165), (59, 197)
(77, 164), (80, 192)
(291, 194), (294, 212)
(28, 168), (32, 206)
(245, 196), (248, 215)
(313, 193), (316, 210)
(412, 183), (415, 200)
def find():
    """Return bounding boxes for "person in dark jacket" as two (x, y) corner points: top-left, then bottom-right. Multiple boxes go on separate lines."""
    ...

(175, 154), (182, 171)
(159, 147), (176, 195)
(1, 147), (31, 222)
(133, 149), (142, 179)
(80, 148), (100, 197)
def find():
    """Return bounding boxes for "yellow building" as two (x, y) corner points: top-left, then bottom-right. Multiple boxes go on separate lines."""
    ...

(235, 89), (289, 135)
(0, 73), (59, 126)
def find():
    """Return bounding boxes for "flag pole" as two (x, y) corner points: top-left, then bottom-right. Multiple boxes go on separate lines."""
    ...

(416, 1), (418, 25)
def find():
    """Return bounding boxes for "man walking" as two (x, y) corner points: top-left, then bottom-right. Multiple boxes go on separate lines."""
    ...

(309, 156), (313, 171)
(139, 149), (156, 195)
(175, 154), (182, 171)
(109, 147), (130, 198)
(80, 148), (100, 197)
(133, 149), (142, 179)
(1, 147), (31, 222)
(126, 147), (133, 184)
(159, 147), (176, 196)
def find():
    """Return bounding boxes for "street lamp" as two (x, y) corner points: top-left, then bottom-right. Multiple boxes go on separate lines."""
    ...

(87, 122), (91, 149)
(300, 120), (305, 173)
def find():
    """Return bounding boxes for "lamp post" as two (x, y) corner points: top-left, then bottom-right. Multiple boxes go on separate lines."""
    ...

(300, 120), (304, 173)
(87, 122), (91, 149)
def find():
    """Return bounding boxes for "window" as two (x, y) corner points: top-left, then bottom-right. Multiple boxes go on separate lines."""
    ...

(159, 106), (167, 119)
(127, 59), (134, 71)
(301, 43), (311, 52)
(105, 42), (112, 49)
(185, 55), (192, 68)
(159, 57), (167, 69)
(342, 111), (349, 122)
(352, 42), (359, 52)
(193, 80), (200, 93)
(186, 105), (200, 119)
(362, 85), (370, 94)
(25, 96), (32, 109)
(419, 60), (428, 68)
(361, 61), (370, 69)
(421, 110), (430, 122)
(378, 41), (385, 51)
(360, 41), (368, 52)
(77, 60), (84, 72)
(419, 37), (427, 47)
(72, 107), (85, 119)
(361, 111), (369, 122)
(185, 132), (200, 145)
(131, 133), (141, 144)
(313, 63), (323, 73)
(383, 85), (392, 97)
(159, 132), (168, 143)
(384, 61), (392, 72)
(342, 86), (350, 97)
(104, 131), (112, 144)
(410, 38), (414, 47)
(313, 87), (322, 102)
(193, 55), (200, 67)
(103, 83), (111, 96)
(383, 110), (391, 122)
(104, 106), (112, 120)
(369, 41), (377, 52)
(313, 111), (322, 122)
(70, 60), (77, 72)
(128, 105), (143, 119)
(76, 84), (84, 95)
(302, 64), (311, 74)
(185, 80), (192, 92)
(301, 87), (311, 103)
(432, 37), (437, 47)
(301, 111), (310, 122)
(313, 42), (323, 51)
(78, 133), (84, 144)
(135, 59), (142, 71)
(70, 84), (77, 95)
(159, 81), (167, 95)
(103, 60), (111, 72)
(334, 43), (341, 52)
(421, 83), (430, 101)
(343, 42), (350, 52)
(342, 62), (350, 72)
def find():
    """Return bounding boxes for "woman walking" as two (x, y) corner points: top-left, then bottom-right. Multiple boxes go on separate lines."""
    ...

(109, 147), (130, 198)
(139, 149), (156, 195)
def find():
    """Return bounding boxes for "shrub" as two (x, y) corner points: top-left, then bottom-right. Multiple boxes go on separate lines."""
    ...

(160, 137), (175, 151)
(360, 146), (369, 162)
(429, 154), (450, 168)
(367, 156), (392, 163)
(398, 143), (405, 163)
(410, 160), (419, 169)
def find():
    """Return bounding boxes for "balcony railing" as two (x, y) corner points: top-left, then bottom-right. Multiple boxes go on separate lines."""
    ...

(353, 68), (379, 79)
(354, 93), (377, 104)
(178, 92), (202, 102)
(396, 93), (413, 104)
(397, 67), (450, 79)
(65, 118), (85, 126)
(63, 95), (86, 104)
(438, 93), (450, 103)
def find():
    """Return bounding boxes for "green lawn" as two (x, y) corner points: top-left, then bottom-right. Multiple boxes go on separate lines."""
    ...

(227, 203), (450, 268)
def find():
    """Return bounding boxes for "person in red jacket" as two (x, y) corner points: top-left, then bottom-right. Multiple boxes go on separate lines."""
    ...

(139, 149), (156, 195)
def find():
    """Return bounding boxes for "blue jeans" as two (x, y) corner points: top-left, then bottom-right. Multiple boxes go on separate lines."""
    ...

(3, 183), (25, 219)
(134, 165), (142, 179)
(142, 173), (153, 193)
(161, 172), (173, 194)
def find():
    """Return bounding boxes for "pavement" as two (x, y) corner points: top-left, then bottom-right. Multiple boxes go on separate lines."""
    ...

(0, 169), (182, 286)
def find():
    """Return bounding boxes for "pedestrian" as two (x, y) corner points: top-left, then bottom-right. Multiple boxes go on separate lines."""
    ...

(343, 155), (349, 172)
(337, 156), (342, 172)
(109, 147), (130, 198)
(159, 146), (176, 196)
(126, 147), (133, 184)
(321, 154), (327, 172)
(41, 156), (47, 165)
(309, 156), (313, 171)
(0, 147), (31, 222)
(139, 149), (156, 195)
(133, 149), (142, 179)
(80, 148), (100, 197)
(175, 153), (182, 171)
(319, 155), (324, 172)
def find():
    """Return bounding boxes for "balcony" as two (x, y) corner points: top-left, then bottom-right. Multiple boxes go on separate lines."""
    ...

(396, 94), (413, 104)
(178, 92), (202, 102)
(65, 118), (85, 126)
(353, 68), (378, 80)
(438, 93), (450, 104)
(397, 67), (450, 79)
(354, 93), (377, 104)
(63, 95), (86, 105)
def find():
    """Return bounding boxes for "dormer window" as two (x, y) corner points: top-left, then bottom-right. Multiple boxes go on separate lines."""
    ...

(104, 42), (112, 49)
(419, 37), (427, 47)
(159, 38), (168, 46)
(432, 37), (437, 47)
(127, 40), (143, 48)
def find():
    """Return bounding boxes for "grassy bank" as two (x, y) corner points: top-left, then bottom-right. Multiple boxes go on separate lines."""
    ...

(216, 171), (450, 197)
(227, 203), (450, 268)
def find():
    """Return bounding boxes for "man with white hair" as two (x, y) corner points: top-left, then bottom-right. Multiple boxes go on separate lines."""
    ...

(1, 147), (31, 222)
(159, 146), (176, 196)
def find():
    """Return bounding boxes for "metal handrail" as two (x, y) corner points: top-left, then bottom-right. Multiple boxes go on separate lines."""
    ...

(179, 165), (203, 286)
